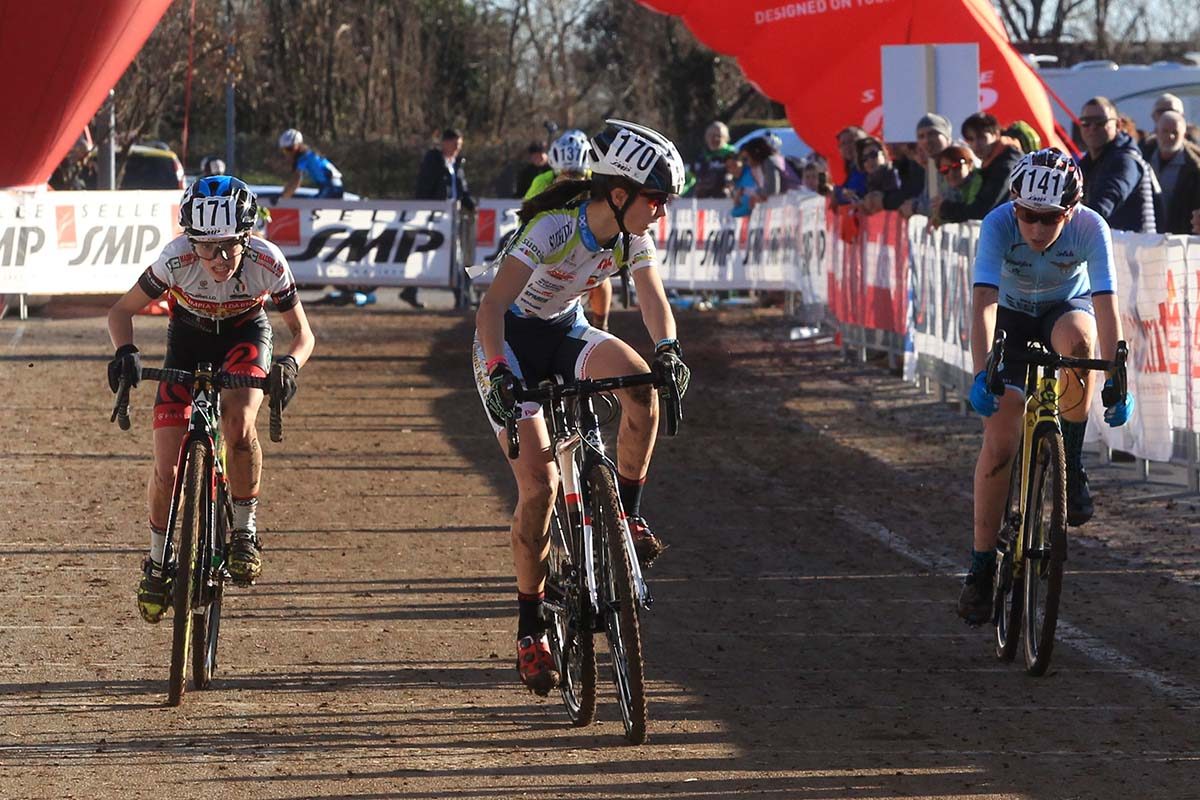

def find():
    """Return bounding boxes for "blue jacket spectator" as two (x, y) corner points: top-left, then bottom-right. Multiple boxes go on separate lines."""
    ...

(1077, 97), (1158, 233)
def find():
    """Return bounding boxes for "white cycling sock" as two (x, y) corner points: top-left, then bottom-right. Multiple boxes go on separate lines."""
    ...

(233, 496), (258, 533)
(149, 521), (167, 566)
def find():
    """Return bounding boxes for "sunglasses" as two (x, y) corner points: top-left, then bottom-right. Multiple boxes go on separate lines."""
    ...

(861, 149), (882, 161)
(640, 191), (671, 212)
(191, 238), (244, 260)
(937, 159), (967, 174)
(1014, 206), (1067, 226)
(1078, 116), (1115, 129)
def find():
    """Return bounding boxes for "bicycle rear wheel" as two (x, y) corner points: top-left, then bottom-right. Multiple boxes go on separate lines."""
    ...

(545, 495), (596, 726)
(994, 454), (1024, 661)
(1022, 425), (1067, 676)
(193, 473), (230, 690)
(587, 464), (647, 744)
(168, 439), (209, 706)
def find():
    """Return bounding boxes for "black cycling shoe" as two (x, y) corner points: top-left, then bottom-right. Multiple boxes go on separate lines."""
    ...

(628, 516), (667, 568)
(1066, 468), (1094, 527)
(227, 530), (262, 585)
(956, 570), (994, 626)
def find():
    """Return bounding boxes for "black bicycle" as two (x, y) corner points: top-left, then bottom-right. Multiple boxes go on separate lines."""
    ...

(984, 331), (1127, 675)
(112, 362), (283, 705)
(504, 360), (682, 744)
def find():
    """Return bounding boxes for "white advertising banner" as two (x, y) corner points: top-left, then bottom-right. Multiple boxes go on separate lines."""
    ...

(263, 198), (456, 287)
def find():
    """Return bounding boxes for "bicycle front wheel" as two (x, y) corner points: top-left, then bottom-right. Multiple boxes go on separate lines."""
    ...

(168, 439), (209, 706)
(587, 464), (647, 744)
(994, 454), (1024, 662)
(545, 495), (596, 726)
(1022, 425), (1067, 676)
(193, 473), (230, 690)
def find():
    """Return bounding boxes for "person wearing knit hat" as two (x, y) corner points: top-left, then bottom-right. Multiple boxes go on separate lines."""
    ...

(917, 113), (953, 140)
(899, 113), (953, 218)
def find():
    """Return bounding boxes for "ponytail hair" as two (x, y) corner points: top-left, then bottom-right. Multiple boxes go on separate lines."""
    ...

(518, 179), (591, 223)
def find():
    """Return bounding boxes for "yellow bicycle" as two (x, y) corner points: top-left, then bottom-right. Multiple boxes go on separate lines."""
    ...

(984, 330), (1128, 675)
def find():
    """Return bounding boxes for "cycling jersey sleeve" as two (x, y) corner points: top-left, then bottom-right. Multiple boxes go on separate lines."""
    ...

(623, 233), (657, 272)
(137, 237), (188, 298)
(972, 203), (1010, 289)
(248, 239), (300, 312)
(505, 212), (567, 271)
(1077, 206), (1116, 295)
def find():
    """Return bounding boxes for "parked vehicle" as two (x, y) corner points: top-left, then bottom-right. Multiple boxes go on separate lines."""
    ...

(121, 143), (184, 190)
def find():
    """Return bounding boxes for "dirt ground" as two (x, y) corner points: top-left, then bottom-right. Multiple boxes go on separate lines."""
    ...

(1, 297), (1199, 800)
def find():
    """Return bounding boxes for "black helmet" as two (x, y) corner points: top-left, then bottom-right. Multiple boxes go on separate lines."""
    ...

(179, 176), (258, 240)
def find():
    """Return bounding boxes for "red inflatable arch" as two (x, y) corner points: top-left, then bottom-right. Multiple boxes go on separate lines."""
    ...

(0, 1), (171, 188)
(637, 0), (1065, 180)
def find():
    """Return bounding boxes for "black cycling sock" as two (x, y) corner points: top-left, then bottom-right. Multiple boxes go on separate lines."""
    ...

(1061, 418), (1087, 479)
(970, 548), (996, 576)
(617, 473), (645, 518)
(517, 591), (544, 639)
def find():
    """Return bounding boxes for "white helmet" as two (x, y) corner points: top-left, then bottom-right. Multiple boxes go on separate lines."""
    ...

(590, 119), (686, 195)
(549, 129), (590, 175)
(278, 128), (303, 149)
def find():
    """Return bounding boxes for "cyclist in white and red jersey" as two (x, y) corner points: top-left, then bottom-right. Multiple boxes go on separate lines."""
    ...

(474, 119), (691, 696)
(107, 176), (315, 624)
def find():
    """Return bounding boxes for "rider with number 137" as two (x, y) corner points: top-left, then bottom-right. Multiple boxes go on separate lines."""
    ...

(473, 120), (691, 696)
(957, 148), (1135, 624)
(107, 176), (315, 624)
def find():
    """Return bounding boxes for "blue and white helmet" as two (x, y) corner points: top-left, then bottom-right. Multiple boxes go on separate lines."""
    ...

(590, 119), (686, 195)
(549, 129), (590, 174)
(179, 176), (259, 241)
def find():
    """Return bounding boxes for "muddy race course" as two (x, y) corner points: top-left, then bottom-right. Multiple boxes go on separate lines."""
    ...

(2, 298), (1199, 800)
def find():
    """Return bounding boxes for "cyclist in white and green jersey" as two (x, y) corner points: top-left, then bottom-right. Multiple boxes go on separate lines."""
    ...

(474, 120), (690, 696)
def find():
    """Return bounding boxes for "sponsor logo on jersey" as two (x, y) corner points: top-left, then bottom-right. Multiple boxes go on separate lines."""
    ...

(247, 246), (285, 277)
(546, 267), (573, 281)
(548, 222), (572, 250)
(1051, 260), (1081, 273)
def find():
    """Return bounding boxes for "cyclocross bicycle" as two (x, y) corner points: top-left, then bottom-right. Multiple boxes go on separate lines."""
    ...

(503, 360), (683, 744)
(112, 362), (283, 706)
(984, 330), (1128, 676)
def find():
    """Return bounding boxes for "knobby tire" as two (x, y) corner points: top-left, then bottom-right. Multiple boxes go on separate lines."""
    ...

(546, 497), (596, 726)
(193, 474), (229, 690)
(168, 440), (209, 706)
(994, 451), (1024, 661)
(588, 465), (647, 744)
(1022, 426), (1067, 676)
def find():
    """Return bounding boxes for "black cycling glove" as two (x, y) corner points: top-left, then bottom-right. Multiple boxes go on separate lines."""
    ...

(107, 344), (141, 393)
(654, 339), (690, 398)
(269, 355), (300, 410)
(486, 364), (520, 425)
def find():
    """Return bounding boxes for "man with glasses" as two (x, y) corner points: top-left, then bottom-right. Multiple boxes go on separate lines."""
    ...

(1077, 96), (1158, 233)
(106, 176), (316, 623)
(955, 149), (1135, 625)
(934, 112), (1021, 223)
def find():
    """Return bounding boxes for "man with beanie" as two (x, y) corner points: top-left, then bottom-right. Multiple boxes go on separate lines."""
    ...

(899, 113), (953, 218)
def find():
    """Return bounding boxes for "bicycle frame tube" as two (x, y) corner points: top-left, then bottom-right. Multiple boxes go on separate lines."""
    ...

(1014, 365), (1061, 557)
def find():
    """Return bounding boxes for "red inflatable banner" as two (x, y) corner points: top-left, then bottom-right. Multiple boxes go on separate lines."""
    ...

(0, 1), (171, 188)
(637, 0), (1063, 179)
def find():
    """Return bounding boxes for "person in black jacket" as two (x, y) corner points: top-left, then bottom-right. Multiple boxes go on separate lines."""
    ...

(409, 128), (476, 308)
(934, 112), (1021, 223)
(1078, 97), (1158, 233)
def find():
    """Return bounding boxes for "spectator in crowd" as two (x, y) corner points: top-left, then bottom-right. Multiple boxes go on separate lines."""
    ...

(832, 126), (868, 205)
(852, 137), (899, 214)
(735, 135), (796, 210)
(1117, 115), (1144, 145)
(1078, 96), (1158, 233)
(801, 154), (833, 196)
(49, 129), (97, 191)
(899, 113), (953, 218)
(689, 121), (737, 198)
(1151, 92), (1184, 126)
(933, 112), (1021, 223)
(1002, 120), (1041, 154)
(513, 141), (550, 199)
(199, 155), (226, 176)
(278, 129), (343, 200)
(412, 127), (476, 309)
(879, 142), (925, 211)
(1144, 110), (1200, 235)
(930, 144), (982, 224)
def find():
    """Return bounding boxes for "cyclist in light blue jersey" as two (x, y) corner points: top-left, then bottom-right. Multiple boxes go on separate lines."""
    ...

(278, 128), (344, 199)
(957, 148), (1136, 624)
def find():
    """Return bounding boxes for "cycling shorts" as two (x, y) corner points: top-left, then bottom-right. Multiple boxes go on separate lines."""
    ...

(472, 304), (615, 435)
(153, 311), (273, 429)
(995, 296), (1093, 391)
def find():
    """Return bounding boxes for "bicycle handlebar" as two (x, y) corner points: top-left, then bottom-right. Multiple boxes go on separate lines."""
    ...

(110, 366), (282, 440)
(503, 368), (684, 461)
(985, 331), (1129, 405)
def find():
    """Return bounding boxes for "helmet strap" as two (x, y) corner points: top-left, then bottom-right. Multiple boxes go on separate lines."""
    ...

(603, 185), (639, 270)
